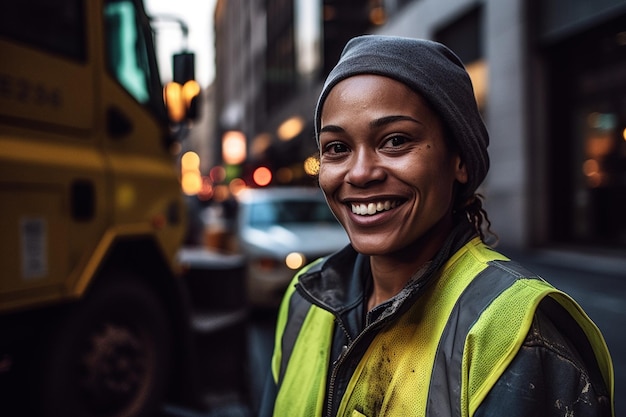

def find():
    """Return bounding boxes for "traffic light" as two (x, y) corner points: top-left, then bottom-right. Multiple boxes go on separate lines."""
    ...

(164, 52), (201, 122)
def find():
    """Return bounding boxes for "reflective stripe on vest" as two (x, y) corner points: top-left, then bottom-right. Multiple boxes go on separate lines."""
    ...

(271, 258), (335, 416)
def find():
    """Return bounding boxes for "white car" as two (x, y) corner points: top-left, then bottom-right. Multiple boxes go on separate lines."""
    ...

(236, 187), (349, 307)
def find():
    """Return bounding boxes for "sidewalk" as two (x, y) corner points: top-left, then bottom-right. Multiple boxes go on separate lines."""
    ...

(500, 245), (626, 278)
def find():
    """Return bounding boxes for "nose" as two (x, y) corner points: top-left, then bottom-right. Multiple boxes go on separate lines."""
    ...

(345, 148), (386, 187)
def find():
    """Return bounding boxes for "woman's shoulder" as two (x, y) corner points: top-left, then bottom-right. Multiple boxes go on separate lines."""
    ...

(474, 299), (613, 417)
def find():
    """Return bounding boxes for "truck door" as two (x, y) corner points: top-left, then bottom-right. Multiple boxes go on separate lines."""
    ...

(0, 0), (109, 309)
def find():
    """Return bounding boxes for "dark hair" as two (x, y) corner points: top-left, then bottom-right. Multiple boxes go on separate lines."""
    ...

(456, 194), (498, 246)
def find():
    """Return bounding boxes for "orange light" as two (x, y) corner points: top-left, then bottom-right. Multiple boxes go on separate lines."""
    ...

(181, 171), (202, 195)
(222, 131), (247, 165)
(253, 166), (272, 187)
(180, 151), (202, 195)
(181, 151), (200, 171)
(229, 178), (247, 195)
(304, 156), (320, 176)
(369, 6), (386, 25)
(251, 133), (272, 157)
(182, 80), (201, 107)
(277, 116), (304, 141)
(285, 252), (306, 270)
(164, 82), (185, 122)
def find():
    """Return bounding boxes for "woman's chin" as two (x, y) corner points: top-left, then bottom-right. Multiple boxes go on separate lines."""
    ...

(349, 237), (399, 257)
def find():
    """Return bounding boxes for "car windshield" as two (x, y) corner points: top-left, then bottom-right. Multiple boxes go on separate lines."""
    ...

(247, 200), (337, 227)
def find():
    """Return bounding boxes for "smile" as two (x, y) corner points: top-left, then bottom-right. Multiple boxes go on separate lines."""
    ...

(350, 200), (403, 216)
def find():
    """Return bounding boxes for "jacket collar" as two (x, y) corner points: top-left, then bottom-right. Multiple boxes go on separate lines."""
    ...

(296, 222), (477, 320)
(297, 244), (366, 314)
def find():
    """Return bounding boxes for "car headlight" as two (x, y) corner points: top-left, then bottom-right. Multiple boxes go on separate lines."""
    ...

(285, 252), (306, 270)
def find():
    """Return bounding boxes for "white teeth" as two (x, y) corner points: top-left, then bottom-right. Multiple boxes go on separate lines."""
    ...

(351, 200), (400, 216)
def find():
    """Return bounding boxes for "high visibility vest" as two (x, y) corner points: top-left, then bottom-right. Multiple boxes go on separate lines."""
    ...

(270, 239), (614, 417)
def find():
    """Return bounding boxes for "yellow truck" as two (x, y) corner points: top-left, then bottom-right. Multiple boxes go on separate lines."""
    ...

(0, 1), (216, 415)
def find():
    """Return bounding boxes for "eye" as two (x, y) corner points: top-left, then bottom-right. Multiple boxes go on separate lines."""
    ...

(323, 141), (350, 155)
(382, 135), (410, 149)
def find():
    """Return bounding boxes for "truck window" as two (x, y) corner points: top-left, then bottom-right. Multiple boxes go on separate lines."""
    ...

(104, 0), (153, 104)
(0, 0), (86, 61)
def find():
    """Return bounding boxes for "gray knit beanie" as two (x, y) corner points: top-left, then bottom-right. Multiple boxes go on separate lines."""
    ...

(315, 35), (489, 203)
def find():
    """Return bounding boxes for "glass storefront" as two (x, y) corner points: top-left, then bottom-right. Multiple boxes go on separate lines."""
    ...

(547, 14), (626, 248)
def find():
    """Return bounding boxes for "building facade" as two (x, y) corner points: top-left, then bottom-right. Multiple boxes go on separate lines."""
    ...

(213, 0), (626, 258)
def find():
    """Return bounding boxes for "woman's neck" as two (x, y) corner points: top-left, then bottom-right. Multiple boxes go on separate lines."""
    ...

(367, 215), (453, 311)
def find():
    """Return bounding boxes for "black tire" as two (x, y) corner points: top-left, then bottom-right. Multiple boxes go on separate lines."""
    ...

(38, 278), (172, 417)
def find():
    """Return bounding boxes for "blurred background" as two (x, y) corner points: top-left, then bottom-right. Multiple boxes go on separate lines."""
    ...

(1, 0), (624, 416)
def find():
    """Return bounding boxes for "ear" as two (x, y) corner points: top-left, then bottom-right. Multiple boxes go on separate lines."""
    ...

(454, 155), (468, 184)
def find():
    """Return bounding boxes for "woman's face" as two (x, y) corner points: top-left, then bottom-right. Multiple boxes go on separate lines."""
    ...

(318, 75), (467, 257)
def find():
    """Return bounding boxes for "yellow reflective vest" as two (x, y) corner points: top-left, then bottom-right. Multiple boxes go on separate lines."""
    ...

(269, 238), (614, 417)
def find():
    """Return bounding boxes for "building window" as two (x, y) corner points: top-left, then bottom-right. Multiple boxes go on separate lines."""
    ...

(322, 0), (373, 76)
(265, 0), (296, 113)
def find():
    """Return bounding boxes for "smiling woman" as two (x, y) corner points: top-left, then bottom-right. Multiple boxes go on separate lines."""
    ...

(259, 35), (615, 417)
(318, 74), (466, 262)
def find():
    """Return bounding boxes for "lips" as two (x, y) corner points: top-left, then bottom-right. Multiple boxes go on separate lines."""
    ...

(350, 200), (403, 216)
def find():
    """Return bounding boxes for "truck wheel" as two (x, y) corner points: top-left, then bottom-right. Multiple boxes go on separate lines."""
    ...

(39, 278), (172, 417)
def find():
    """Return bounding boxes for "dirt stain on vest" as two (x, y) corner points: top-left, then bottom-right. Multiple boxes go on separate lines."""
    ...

(360, 342), (396, 416)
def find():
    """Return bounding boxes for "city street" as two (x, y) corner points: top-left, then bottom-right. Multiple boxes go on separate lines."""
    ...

(164, 249), (626, 417)
(2, 0), (624, 415)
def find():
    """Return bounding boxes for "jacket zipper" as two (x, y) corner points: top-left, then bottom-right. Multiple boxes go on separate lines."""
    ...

(326, 319), (351, 417)
(325, 316), (390, 417)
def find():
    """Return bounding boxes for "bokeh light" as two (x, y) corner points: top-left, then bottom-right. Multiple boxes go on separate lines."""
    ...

(253, 166), (272, 186)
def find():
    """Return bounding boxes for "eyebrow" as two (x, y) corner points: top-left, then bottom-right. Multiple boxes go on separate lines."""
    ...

(319, 115), (424, 134)
(319, 124), (344, 134)
(370, 115), (424, 128)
